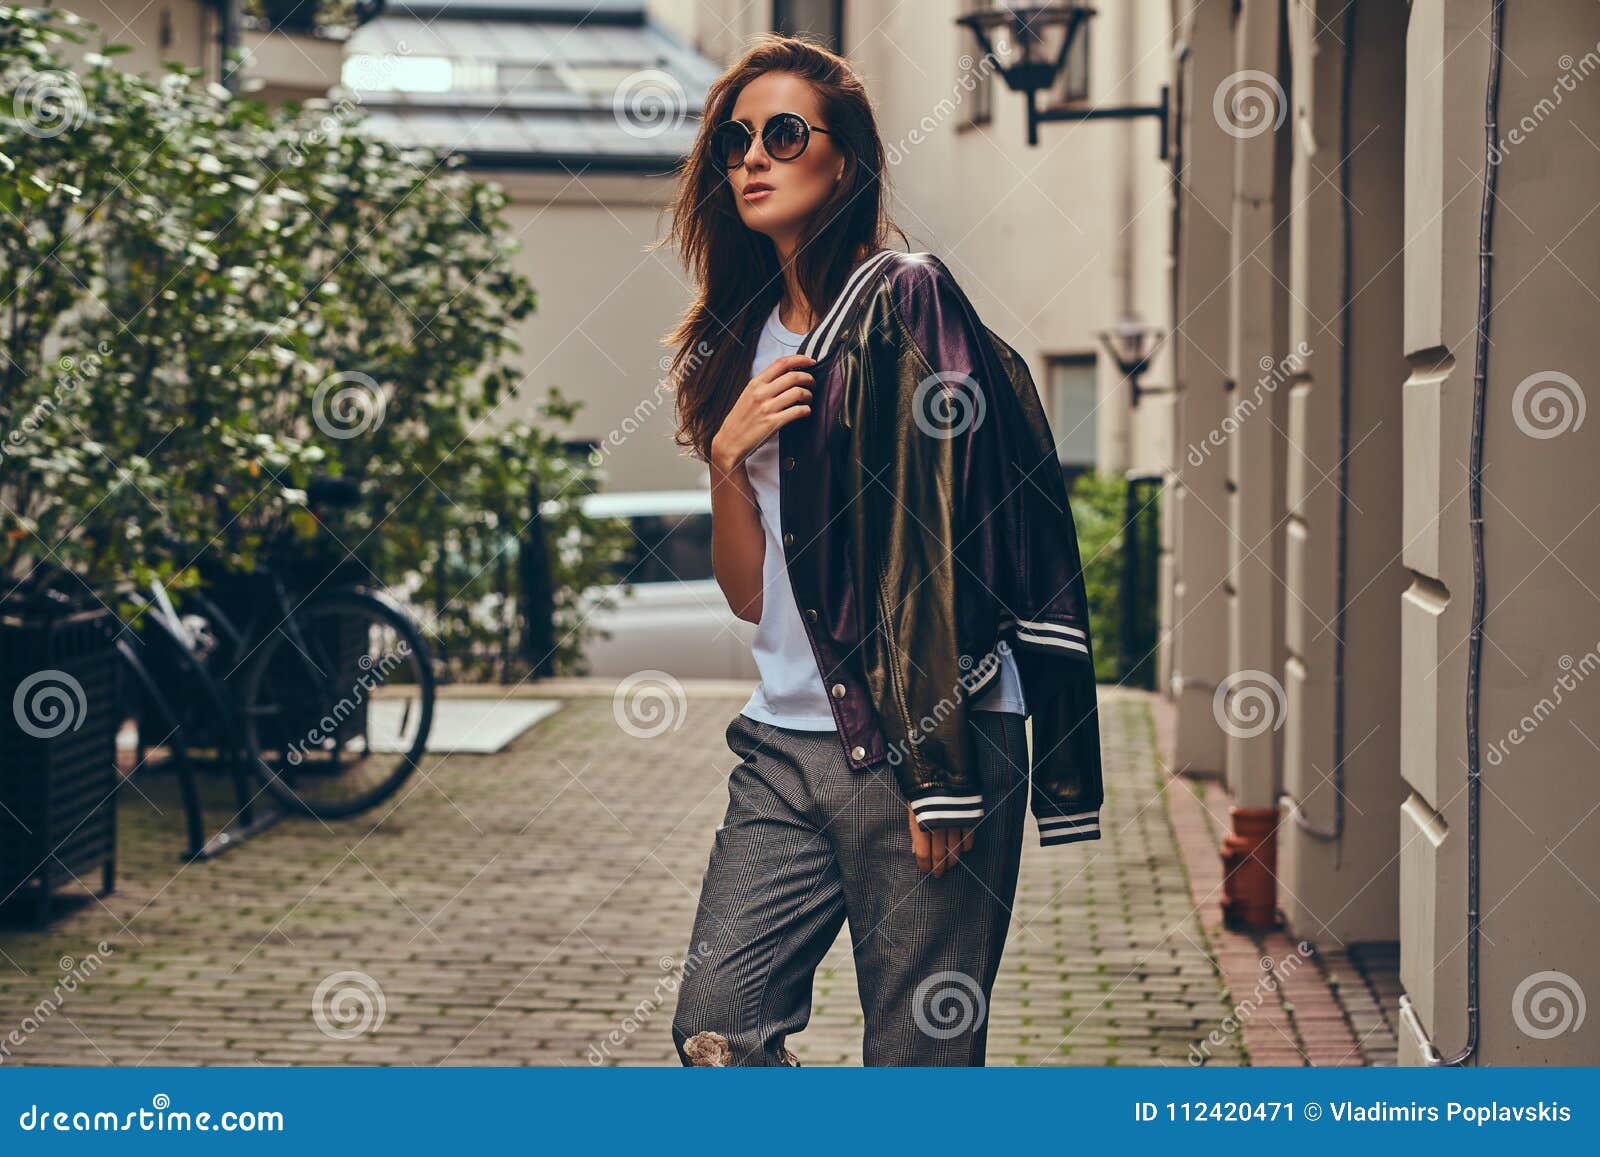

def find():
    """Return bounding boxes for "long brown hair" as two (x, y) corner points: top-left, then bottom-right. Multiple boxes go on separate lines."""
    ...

(656, 33), (907, 463)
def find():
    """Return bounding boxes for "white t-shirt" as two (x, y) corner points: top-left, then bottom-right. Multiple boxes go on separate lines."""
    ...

(738, 301), (1025, 731)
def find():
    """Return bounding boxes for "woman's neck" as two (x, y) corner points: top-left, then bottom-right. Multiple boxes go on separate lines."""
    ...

(773, 244), (814, 330)
(773, 241), (871, 331)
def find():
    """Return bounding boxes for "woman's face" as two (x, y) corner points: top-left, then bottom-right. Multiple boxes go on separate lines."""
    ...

(722, 72), (845, 249)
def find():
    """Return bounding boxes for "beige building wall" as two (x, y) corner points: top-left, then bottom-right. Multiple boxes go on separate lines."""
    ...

(239, 25), (345, 103)
(654, 0), (769, 65)
(1276, 0), (1408, 946)
(1166, 0), (1233, 775)
(1399, 0), (1600, 1067)
(1169, 0), (1600, 1064)
(482, 171), (708, 494)
(1222, 0), (1289, 810)
(52, 0), (216, 77)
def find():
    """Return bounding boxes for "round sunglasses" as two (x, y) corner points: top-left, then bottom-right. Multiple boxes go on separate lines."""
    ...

(710, 111), (836, 170)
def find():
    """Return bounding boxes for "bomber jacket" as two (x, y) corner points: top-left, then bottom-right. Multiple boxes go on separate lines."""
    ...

(774, 247), (1104, 848)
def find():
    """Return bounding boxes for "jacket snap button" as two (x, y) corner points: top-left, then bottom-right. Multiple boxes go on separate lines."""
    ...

(783, 532), (794, 547)
(804, 608), (818, 622)
(782, 456), (796, 471)
(850, 745), (866, 760)
(830, 683), (845, 698)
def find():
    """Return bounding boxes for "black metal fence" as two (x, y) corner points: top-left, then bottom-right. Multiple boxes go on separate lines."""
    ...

(1117, 471), (1163, 690)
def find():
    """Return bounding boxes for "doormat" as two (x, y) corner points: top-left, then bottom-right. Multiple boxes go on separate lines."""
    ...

(369, 698), (563, 754)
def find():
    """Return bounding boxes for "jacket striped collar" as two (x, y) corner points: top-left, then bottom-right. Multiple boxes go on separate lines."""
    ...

(796, 248), (901, 362)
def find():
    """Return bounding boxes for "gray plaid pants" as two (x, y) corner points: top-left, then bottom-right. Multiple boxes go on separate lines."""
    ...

(670, 709), (1028, 1066)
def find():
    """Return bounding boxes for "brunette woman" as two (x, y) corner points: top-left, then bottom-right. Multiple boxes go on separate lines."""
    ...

(662, 34), (1085, 1068)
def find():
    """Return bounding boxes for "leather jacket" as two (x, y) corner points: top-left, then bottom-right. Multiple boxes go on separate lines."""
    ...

(775, 248), (1104, 848)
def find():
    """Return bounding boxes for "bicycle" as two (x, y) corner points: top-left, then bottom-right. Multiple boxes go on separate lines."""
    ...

(121, 480), (436, 856)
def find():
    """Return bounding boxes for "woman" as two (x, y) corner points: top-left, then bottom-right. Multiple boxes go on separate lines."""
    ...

(661, 34), (1100, 1067)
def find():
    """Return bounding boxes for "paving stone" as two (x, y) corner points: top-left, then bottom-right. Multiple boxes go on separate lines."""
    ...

(0, 689), (1287, 1067)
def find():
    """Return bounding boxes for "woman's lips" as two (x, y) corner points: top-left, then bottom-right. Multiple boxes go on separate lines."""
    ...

(743, 186), (773, 202)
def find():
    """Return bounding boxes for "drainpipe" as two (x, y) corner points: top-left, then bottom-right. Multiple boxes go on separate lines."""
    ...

(1112, 0), (1137, 471)
(1281, 2), (1356, 867)
(218, 0), (241, 93)
(1399, 0), (1500, 1070)
(1216, 0), (1282, 933)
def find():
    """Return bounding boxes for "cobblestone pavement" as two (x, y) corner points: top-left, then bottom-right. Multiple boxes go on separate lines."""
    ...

(1, 685), (1320, 1067)
(1155, 696), (1403, 1067)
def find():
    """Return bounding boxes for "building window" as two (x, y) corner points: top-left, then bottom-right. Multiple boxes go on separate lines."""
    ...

(343, 54), (456, 93)
(343, 56), (657, 98)
(1046, 354), (1098, 486)
(773, 0), (845, 54)
(1052, 19), (1090, 105)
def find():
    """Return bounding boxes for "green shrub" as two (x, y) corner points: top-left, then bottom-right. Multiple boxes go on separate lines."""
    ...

(0, 6), (608, 676)
(1069, 470), (1128, 684)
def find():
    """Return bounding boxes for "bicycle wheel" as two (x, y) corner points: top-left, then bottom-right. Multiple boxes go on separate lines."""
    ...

(240, 587), (434, 818)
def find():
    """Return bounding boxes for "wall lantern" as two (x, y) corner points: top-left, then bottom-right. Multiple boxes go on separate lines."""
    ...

(955, 2), (1169, 156)
(1098, 314), (1164, 407)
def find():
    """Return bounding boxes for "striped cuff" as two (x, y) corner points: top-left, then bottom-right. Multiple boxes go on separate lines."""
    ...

(1037, 809), (1101, 846)
(910, 792), (986, 830)
(999, 614), (1090, 657)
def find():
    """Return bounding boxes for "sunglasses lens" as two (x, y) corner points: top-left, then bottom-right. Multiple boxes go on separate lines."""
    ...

(763, 114), (809, 160)
(711, 123), (752, 167)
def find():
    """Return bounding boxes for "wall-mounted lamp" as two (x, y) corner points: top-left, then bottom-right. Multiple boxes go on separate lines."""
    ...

(956, 2), (1169, 156)
(1098, 314), (1165, 407)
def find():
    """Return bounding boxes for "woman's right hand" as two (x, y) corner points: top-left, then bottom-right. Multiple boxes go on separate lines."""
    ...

(710, 353), (817, 472)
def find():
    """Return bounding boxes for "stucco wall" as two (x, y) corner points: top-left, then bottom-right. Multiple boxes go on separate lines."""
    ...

(53, 0), (216, 78)
(1399, 0), (1600, 1066)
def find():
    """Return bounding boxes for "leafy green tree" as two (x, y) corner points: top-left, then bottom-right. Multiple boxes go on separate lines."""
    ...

(1, 6), (612, 676)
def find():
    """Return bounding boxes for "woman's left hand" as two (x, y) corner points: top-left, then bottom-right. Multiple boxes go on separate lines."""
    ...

(907, 804), (975, 877)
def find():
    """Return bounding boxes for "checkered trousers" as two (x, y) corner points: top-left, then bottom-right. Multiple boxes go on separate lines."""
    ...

(670, 708), (1029, 1066)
